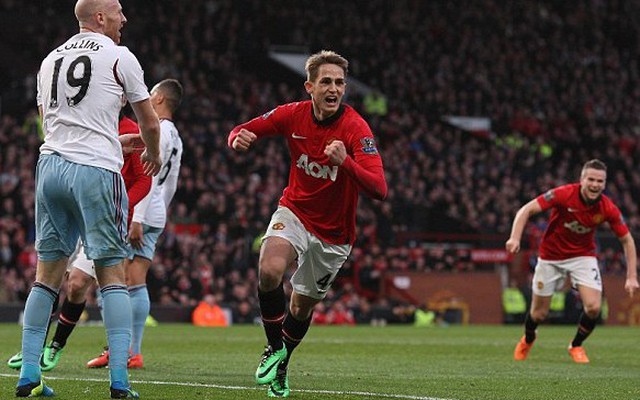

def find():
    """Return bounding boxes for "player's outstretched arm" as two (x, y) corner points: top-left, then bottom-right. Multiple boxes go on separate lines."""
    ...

(619, 233), (639, 297)
(506, 199), (543, 254)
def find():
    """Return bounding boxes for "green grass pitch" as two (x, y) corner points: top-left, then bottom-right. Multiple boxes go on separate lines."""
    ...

(0, 323), (639, 399)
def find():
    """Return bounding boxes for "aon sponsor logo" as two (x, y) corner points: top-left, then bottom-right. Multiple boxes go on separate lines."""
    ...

(296, 154), (338, 181)
(564, 221), (592, 234)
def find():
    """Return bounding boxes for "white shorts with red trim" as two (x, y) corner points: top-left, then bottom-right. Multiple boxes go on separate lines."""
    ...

(532, 256), (602, 296)
(263, 206), (351, 300)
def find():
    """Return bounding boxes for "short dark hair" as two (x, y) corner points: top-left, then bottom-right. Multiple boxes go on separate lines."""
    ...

(305, 50), (348, 82)
(155, 79), (183, 113)
(582, 159), (607, 173)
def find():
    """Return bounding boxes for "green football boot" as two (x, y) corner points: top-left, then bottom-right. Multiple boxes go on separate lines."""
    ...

(7, 351), (22, 370)
(268, 368), (290, 398)
(41, 342), (64, 372)
(110, 386), (140, 399)
(15, 379), (55, 397)
(255, 345), (287, 385)
(8, 347), (57, 371)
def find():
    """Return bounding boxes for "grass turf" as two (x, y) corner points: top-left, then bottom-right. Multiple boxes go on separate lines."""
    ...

(0, 323), (639, 399)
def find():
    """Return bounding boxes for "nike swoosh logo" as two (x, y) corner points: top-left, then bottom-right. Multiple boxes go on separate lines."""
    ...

(291, 133), (307, 139)
(568, 208), (578, 212)
(257, 361), (278, 378)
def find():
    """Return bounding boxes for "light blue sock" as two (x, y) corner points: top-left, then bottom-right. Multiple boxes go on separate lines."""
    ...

(129, 284), (150, 355)
(101, 285), (131, 390)
(19, 283), (58, 384)
(96, 287), (105, 321)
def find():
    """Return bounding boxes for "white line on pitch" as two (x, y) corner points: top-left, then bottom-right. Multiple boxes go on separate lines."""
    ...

(0, 373), (452, 400)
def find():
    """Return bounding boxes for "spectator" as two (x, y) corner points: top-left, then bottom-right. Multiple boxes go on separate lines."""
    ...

(502, 279), (527, 324)
(326, 302), (356, 326)
(1, 0), (640, 326)
(192, 294), (228, 327)
(232, 300), (259, 325)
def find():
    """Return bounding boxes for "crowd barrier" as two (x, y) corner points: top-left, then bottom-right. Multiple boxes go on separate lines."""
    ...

(382, 272), (640, 325)
(0, 304), (195, 324)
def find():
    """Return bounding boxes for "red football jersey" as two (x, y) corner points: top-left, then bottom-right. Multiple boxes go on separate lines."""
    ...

(118, 116), (152, 227)
(536, 183), (629, 260)
(229, 101), (387, 245)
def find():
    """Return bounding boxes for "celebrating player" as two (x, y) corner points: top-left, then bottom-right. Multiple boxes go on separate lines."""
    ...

(506, 159), (638, 363)
(228, 50), (387, 397)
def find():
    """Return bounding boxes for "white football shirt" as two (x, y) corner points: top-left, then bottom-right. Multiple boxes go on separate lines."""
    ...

(133, 119), (183, 228)
(37, 32), (150, 172)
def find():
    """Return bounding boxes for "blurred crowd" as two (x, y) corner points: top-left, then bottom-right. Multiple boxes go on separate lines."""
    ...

(1, 0), (640, 323)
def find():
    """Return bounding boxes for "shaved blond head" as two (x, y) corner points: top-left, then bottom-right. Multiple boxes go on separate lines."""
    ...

(76, 0), (100, 24)
(74, 0), (126, 43)
(75, 0), (117, 28)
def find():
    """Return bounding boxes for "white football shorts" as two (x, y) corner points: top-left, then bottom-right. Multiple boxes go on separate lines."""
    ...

(67, 240), (96, 279)
(263, 206), (351, 300)
(532, 256), (602, 296)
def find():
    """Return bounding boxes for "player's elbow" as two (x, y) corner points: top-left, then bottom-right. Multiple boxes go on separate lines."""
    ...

(379, 183), (388, 200)
(370, 181), (388, 201)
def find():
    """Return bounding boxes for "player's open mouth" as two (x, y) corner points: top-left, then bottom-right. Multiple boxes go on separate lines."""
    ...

(586, 189), (601, 199)
(326, 96), (338, 105)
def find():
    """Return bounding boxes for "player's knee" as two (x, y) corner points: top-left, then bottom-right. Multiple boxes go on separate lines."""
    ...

(530, 309), (548, 322)
(258, 259), (286, 291)
(67, 275), (91, 302)
(289, 303), (313, 320)
(583, 303), (601, 319)
(258, 272), (282, 292)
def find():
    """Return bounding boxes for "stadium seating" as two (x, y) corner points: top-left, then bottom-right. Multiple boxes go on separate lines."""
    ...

(0, 1), (638, 321)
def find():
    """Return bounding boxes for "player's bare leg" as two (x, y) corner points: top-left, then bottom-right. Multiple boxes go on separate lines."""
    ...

(514, 295), (552, 361)
(256, 237), (296, 386)
(568, 285), (601, 363)
(269, 292), (318, 397)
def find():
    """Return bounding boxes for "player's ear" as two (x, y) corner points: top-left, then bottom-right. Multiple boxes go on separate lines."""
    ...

(95, 11), (105, 26)
(304, 81), (313, 94)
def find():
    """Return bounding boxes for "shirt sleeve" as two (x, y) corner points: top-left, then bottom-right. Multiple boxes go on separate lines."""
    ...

(115, 47), (150, 104)
(341, 120), (387, 200)
(607, 203), (630, 237)
(228, 104), (290, 147)
(535, 186), (566, 211)
(36, 70), (43, 107)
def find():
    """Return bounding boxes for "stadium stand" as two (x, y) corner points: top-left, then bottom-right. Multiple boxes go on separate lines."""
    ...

(1, 0), (640, 322)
